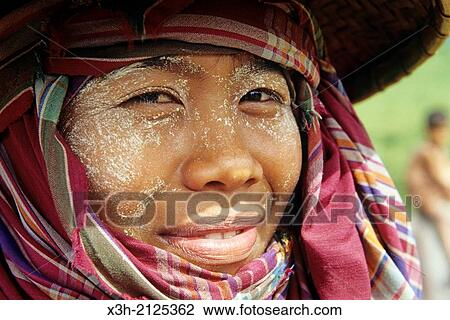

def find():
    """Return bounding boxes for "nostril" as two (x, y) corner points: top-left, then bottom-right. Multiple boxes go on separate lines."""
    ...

(204, 181), (227, 189)
(245, 178), (257, 186)
(204, 178), (258, 190)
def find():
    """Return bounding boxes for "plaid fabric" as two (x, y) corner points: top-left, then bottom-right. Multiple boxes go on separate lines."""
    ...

(300, 82), (423, 298)
(0, 0), (422, 299)
(114, 230), (293, 299)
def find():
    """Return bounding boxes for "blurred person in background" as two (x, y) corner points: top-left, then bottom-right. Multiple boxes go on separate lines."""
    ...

(407, 110), (450, 299)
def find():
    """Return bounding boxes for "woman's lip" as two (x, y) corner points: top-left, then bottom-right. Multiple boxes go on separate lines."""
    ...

(160, 227), (258, 265)
(159, 223), (257, 237)
(156, 206), (267, 265)
(159, 208), (265, 238)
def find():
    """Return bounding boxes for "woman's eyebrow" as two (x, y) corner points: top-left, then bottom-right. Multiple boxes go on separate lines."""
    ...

(139, 57), (207, 75)
(140, 56), (278, 74)
(119, 56), (281, 80)
(231, 59), (283, 82)
(248, 58), (280, 72)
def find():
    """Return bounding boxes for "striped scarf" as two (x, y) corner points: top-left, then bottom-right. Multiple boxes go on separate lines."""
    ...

(0, 0), (422, 299)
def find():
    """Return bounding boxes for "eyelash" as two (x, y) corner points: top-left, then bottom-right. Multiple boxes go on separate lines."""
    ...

(119, 88), (182, 107)
(239, 88), (284, 104)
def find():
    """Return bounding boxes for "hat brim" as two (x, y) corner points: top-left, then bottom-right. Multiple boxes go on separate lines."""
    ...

(310, 0), (450, 102)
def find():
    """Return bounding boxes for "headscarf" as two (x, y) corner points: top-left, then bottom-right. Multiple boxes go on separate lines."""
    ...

(0, 0), (422, 299)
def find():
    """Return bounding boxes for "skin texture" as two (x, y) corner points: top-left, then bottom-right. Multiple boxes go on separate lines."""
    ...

(428, 124), (449, 148)
(59, 53), (302, 274)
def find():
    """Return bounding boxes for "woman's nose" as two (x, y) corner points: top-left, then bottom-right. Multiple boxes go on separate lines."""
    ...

(181, 151), (264, 191)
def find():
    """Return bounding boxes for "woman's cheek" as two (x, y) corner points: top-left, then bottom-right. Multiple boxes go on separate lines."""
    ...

(238, 112), (301, 193)
(65, 110), (148, 192)
(138, 120), (192, 185)
(109, 125), (192, 237)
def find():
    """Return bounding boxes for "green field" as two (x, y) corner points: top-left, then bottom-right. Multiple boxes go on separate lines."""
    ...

(356, 41), (450, 197)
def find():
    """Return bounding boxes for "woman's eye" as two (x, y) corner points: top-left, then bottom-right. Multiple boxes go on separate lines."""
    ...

(240, 89), (281, 103)
(119, 91), (184, 120)
(126, 92), (180, 105)
(238, 89), (283, 117)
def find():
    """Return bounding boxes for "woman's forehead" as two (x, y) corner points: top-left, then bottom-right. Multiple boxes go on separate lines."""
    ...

(113, 53), (283, 79)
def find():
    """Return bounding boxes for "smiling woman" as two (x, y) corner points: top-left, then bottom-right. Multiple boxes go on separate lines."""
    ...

(0, 0), (447, 300)
(59, 53), (301, 275)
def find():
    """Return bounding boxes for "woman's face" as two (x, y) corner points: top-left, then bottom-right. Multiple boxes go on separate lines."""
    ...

(60, 52), (302, 274)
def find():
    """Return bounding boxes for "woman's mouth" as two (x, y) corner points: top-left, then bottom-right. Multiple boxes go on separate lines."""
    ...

(156, 202), (268, 266)
(159, 226), (258, 265)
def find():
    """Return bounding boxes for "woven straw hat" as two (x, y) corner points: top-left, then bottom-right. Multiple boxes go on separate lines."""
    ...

(1, 0), (449, 102)
(308, 0), (450, 102)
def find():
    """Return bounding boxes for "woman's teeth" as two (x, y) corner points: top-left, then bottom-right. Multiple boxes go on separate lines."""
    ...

(203, 231), (240, 239)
